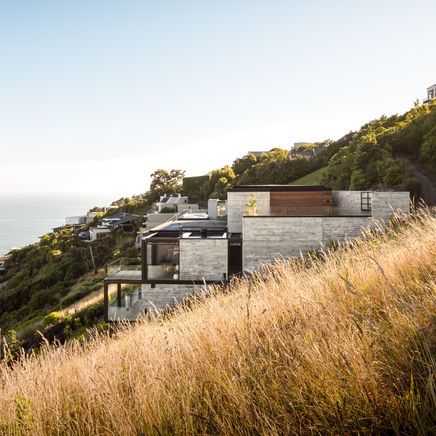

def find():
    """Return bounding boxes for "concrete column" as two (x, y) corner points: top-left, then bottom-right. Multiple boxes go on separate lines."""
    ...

(117, 283), (122, 307)
(103, 282), (109, 322)
(208, 199), (218, 219)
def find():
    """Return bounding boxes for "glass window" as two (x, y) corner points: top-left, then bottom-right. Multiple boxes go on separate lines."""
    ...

(146, 241), (179, 280)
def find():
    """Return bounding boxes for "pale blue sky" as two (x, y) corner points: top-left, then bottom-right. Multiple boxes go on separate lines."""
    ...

(1, 0), (435, 196)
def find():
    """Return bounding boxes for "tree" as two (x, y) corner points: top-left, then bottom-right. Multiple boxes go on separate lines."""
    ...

(232, 153), (257, 175)
(211, 177), (230, 200)
(208, 166), (235, 197)
(149, 169), (185, 201)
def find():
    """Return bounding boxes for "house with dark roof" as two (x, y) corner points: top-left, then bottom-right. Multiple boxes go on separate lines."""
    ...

(88, 212), (140, 241)
(156, 194), (189, 212)
(103, 185), (410, 322)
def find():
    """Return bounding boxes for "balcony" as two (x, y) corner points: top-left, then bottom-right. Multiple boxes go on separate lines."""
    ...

(105, 258), (142, 282)
(147, 264), (179, 280)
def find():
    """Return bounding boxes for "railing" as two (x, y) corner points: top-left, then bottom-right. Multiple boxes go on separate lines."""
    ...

(147, 265), (179, 280)
(106, 258), (142, 276)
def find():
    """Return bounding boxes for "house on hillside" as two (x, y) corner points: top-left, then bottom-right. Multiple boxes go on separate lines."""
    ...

(290, 143), (324, 159)
(245, 151), (269, 158)
(89, 212), (140, 241)
(424, 84), (436, 104)
(103, 185), (410, 322)
(156, 194), (190, 212)
(65, 211), (100, 226)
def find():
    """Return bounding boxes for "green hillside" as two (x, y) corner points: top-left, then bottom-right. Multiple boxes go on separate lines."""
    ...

(290, 165), (328, 185)
(183, 101), (436, 202)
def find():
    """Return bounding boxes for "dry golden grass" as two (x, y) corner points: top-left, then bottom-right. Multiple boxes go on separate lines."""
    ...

(0, 209), (435, 435)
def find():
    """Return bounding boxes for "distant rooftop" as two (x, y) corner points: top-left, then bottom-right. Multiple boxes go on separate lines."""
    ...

(246, 151), (269, 157)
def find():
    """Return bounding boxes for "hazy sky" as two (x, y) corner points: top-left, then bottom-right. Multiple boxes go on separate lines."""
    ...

(1, 0), (435, 197)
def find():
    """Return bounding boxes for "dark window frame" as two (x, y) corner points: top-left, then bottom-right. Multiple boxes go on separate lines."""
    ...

(361, 191), (372, 212)
(143, 238), (180, 282)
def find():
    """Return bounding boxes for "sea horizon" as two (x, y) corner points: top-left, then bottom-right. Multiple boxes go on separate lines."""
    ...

(0, 192), (115, 256)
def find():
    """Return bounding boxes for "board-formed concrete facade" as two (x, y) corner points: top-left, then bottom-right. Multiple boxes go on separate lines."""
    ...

(371, 192), (410, 221)
(332, 191), (371, 215)
(240, 190), (410, 271)
(243, 215), (371, 270)
(227, 191), (270, 233)
(179, 238), (228, 281)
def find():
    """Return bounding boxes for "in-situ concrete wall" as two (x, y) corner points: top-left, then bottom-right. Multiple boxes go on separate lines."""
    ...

(332, 191), (371, 216)
(227, 191), (270, 233)
(372, 192), (409, 221)
(179, 238), (228, 281)
(242, 216), (372, 271)
(139, 283), (199, 314)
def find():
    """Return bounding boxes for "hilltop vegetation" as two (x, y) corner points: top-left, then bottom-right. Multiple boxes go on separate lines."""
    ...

(183, 101), (436, 201)
(324, 102), (436, 191)
(0, 208), (434, 434)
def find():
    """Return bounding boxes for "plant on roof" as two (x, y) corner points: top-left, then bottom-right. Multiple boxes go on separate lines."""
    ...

(244, 193), (258, 215)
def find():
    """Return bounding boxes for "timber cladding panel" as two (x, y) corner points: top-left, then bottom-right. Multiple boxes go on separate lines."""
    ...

(270, 191), (332, 216)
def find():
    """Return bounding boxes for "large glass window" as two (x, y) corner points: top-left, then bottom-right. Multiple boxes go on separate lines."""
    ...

(146, 241), (179, 280)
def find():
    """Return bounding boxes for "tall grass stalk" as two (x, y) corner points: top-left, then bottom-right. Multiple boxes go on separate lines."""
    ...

(0, 209), (435, 434)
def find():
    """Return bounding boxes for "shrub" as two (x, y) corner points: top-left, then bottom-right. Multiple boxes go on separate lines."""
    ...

(43, 312), (64, 327)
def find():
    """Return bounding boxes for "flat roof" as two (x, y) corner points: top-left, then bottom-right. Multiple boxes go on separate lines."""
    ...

(150, 219), (227, 233)
(229, 185), (331, 192)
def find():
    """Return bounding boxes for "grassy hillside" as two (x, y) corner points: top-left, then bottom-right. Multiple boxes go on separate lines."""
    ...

(1, 209), (434, 434)
(0, 195), (149, 346)
(323, 102), (436, 193)
(290, 165), (328, 185)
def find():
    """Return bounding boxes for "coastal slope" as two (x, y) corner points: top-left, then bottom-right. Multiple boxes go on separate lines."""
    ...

(0, 209), (434, 434)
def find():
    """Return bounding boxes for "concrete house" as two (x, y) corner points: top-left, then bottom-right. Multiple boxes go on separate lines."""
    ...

(156, 194), (189, 212)
(103, 185), (409, 322)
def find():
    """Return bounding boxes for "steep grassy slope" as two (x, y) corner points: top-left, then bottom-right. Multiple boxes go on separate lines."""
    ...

(290, 165), (328, 185)
(0, 209), (435, 435)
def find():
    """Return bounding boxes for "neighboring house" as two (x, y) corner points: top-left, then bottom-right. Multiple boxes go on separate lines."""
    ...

(89, 212), (139, 241)
(65, 211), (100, 226)
(0, 260), (6, 275)
(156, 194), (189, 212)
(104, 185), (410, 322)
(89, 226), (112, 241)
(245, 151), (269, 158)
(424, 84), (436, 104)
(101, 212), (139, 234)
(290, 143), (324, 159)
(66, 215), (87, 226)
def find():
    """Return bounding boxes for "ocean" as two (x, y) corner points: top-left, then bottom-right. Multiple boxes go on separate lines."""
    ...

(0, 193), (114, 256)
